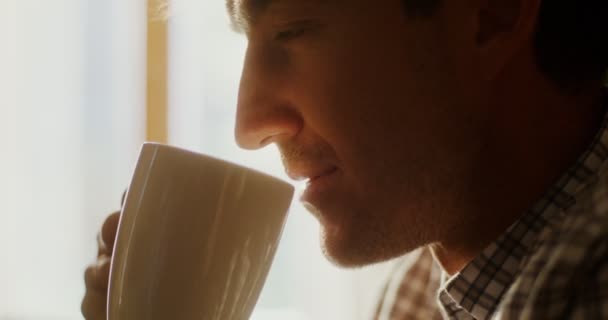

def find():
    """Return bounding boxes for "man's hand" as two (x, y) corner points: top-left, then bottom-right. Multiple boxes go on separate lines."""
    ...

(81, 210), (120, 320)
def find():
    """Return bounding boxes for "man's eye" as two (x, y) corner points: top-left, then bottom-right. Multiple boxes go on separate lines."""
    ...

(275, 28), (306, 41)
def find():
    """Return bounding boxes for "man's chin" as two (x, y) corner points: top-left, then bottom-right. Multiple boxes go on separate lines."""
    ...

(318, 225), (392, 268)
(318, 222), (424, 268)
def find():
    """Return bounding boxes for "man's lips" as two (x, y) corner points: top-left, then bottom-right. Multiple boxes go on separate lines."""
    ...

(299, 166), (339, 207)
(285, 165), (338, 182)
(307, 167), (338, 183)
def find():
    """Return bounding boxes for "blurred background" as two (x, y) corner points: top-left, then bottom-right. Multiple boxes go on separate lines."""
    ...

(0, 0), (395, 319)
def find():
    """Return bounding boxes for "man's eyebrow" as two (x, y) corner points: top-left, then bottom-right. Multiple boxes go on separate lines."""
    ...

(226, 0), (273, 34)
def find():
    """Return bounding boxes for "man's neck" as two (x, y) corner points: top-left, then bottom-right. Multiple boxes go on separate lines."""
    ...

(430, 54), (606, 276)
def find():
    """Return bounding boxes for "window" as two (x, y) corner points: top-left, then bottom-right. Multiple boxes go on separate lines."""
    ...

(0, 1), (145, 318)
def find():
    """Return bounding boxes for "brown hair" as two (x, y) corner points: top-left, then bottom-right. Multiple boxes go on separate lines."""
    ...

(403, 0), (608, 92)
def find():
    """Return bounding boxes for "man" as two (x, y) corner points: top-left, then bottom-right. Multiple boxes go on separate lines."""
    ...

(82, 0), (608, 319)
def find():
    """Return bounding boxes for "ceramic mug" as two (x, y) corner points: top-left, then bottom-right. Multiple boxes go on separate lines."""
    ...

(107, 143), (294, 319)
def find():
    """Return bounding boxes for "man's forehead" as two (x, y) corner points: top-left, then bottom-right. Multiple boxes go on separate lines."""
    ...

(226, 0), (267, 17)
(226, 0), (272, 33)
(226, 0), (330, 33)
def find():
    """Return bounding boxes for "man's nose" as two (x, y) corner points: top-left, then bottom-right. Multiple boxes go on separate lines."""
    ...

(235, 44), (302, 150)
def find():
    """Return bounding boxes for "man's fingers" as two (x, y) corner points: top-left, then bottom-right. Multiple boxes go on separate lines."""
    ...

(84, 256), (111, 290)
(101, 211), (121, 253)
(96, 232), (107, 257)
(81, 289), (107, 320)
(84, 192), (125, 320)
(96, 255), (111, 290)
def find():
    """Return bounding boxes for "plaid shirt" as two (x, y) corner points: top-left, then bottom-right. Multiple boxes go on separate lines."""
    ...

(375, 102), (608, 319)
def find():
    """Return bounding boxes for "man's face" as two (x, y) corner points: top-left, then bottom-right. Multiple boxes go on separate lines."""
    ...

(234, 0), (491, 267)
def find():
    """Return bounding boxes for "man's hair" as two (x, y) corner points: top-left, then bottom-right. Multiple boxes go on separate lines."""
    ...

(402, 0), (443, 17)
(403, 0), (608, 92)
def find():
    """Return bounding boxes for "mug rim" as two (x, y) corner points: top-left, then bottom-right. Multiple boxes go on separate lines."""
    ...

(141, 142), (294, 192)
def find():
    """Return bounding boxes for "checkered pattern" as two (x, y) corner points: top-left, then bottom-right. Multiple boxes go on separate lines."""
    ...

(374, 248), (444, 320)
(375, 99), (608, 319)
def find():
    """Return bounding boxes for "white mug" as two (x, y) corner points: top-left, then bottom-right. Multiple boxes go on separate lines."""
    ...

(107, 143), (294, 319)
